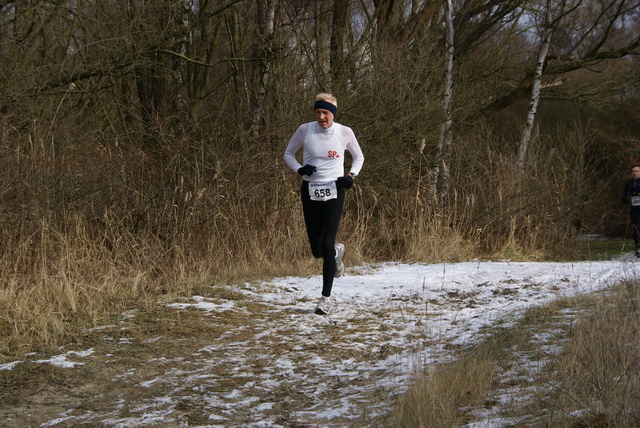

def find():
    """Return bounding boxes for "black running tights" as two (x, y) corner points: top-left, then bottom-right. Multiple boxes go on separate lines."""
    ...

(300, 181), (345, 297)
(631, 208), (640, 250)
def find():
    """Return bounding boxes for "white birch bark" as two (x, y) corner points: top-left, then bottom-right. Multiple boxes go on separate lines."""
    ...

(518, 0), (553, 170)
(431, 0), (454, 198)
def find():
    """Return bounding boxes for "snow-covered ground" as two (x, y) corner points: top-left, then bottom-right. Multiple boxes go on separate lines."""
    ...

(2, 258), (638, 427)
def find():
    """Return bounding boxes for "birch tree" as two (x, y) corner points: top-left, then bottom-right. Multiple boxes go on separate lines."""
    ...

(518, 0), (581, 169)
(482, 0), (640, 115)
(432, 0), (455, 198)
(518, 0), (555, 169)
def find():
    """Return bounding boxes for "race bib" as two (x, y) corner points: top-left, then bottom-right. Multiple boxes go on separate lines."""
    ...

(632, 196), (640, 207)
(310, 181), (338, 201)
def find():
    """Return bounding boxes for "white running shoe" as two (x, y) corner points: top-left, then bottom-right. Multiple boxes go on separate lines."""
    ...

(335, 243), (345, 278)
(314, 296), (331, 315)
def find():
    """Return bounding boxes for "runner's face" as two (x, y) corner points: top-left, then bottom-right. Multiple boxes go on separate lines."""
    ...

(632, 167), (640, 179)
(315, 109), (334, 129)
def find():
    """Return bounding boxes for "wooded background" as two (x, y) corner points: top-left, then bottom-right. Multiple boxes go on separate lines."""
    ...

(1, 0), (639, 282)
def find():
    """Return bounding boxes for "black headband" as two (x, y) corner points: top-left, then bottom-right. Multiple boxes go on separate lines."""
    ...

(314, 100), (337, 117)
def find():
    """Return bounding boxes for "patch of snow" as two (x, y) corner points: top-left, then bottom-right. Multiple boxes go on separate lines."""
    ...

(7, 258), (639, 427)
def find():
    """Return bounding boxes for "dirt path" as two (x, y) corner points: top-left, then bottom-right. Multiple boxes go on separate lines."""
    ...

(1, 261), (626, 427)
(1, 280), (434, 427)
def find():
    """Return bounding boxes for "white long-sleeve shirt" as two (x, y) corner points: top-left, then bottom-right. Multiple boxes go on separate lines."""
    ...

(283, 121), (364, 183)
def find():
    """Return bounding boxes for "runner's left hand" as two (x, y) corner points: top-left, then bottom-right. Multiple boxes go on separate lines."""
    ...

(337, 175), (354, 189)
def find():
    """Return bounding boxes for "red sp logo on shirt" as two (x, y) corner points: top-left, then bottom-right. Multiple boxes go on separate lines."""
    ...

(328, 150), (340, 158)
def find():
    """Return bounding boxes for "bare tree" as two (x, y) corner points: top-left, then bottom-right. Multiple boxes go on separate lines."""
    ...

(248, 0), (278, 137)
(482, 0), (640, 115)
(432, 0), (455, 198)
(315, 0), (330, 90)
(518, 0), (558, 169)
(330, 0), (349, 93)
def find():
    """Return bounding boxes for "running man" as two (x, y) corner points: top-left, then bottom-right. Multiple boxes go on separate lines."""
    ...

(284, 93), (364, 314)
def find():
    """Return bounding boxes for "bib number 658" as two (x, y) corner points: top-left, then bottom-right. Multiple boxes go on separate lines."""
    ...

(310, 182), (338, 202)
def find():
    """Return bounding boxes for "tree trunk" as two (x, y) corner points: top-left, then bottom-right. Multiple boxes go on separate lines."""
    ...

(431, 0), (454, 199)
(249, 0), (276, 138)
(518, 0), (553, 170)
(315, 0), (330, 90)
(330, 0), (348, 93)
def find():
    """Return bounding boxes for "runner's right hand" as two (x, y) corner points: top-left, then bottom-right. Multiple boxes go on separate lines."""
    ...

(298, 165), (317, 176)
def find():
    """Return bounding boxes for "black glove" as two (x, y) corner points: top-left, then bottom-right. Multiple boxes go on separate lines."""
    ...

(336, 175), (354, 189)
(298, 165), (317, 176)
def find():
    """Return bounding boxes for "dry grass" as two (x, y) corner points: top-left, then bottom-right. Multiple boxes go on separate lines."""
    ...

(0, 171), (601, 359)
(0, 119), (621, 368)
(388, 352), (497, 427)
(542, 280), (640, 427)
(385, 280), (640, 427)
(0, 147), (634, 425)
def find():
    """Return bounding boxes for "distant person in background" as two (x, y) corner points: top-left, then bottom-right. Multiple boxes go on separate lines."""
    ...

(284, 93), (364, 315)
(622, 164), (640, 257)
